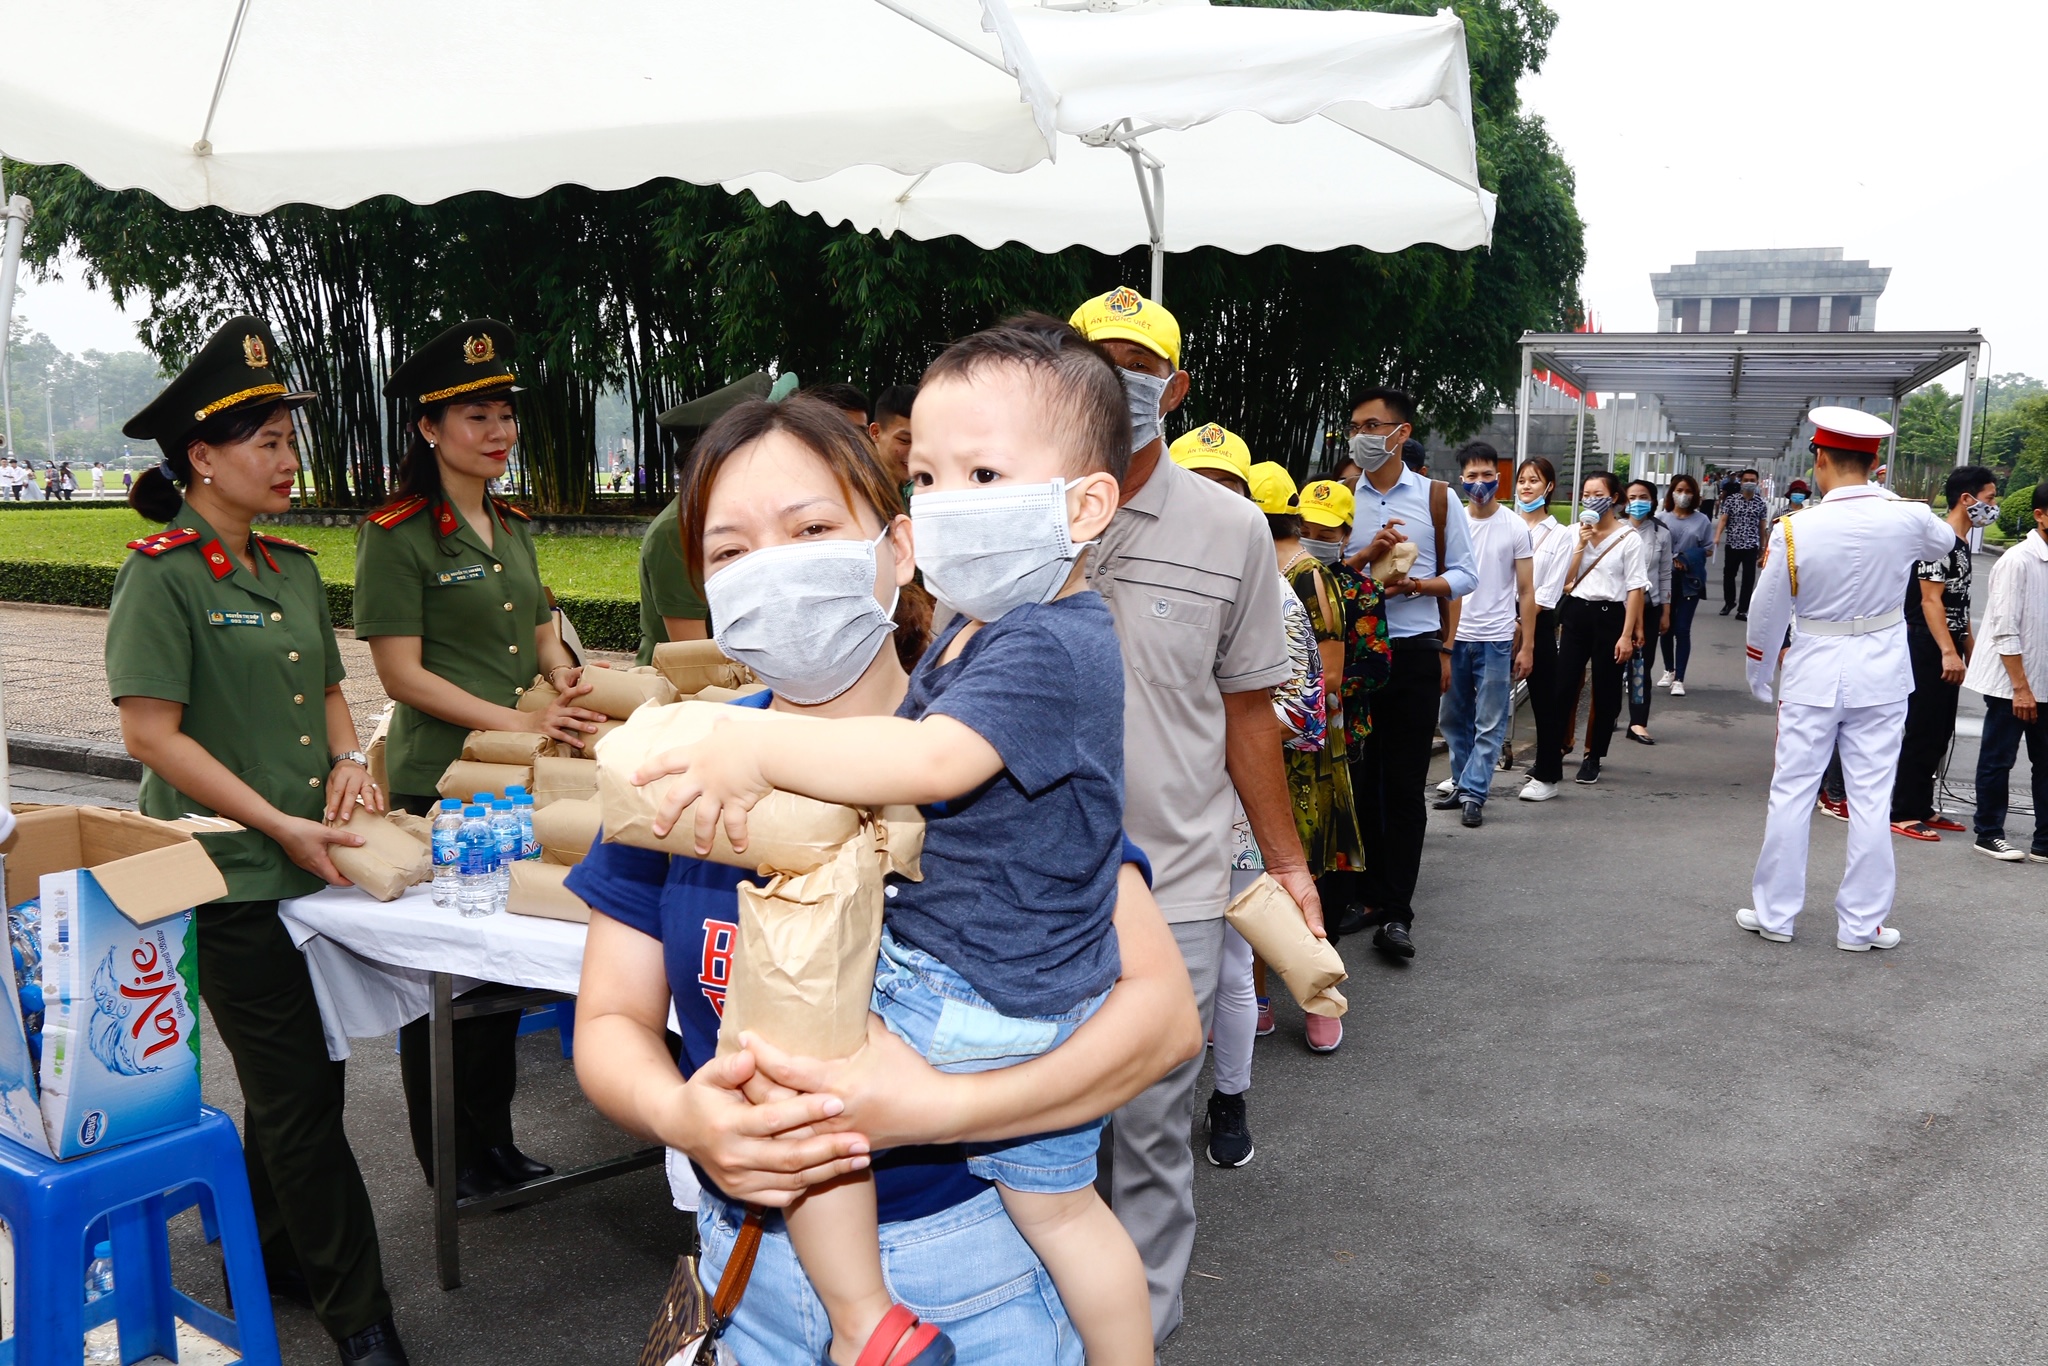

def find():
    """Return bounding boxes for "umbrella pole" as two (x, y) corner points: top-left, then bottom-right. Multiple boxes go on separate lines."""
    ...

(0, 175), (28, 817)
(1121, 138), (1167, 302)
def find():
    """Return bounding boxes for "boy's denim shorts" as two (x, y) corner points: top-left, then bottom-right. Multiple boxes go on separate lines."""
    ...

(871, 929), (1110, 1195)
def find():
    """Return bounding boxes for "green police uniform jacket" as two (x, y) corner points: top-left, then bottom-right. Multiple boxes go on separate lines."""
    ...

(105, 503), (344, 903)
(352, 492), (552, 796)
(635, 497), (709, 666)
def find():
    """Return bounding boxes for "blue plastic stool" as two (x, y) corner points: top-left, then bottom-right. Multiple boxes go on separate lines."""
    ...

(0, 1106), (282, 1366)
(515, 1000), (576, 1059)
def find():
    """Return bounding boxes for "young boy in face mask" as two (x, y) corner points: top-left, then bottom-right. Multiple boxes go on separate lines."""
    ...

(638, 315), (1152, 1366)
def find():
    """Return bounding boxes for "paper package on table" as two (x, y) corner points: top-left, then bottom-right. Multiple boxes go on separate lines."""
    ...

(578, 666), (680, 720)
(366, 707), (391, 799)
(516, 675), (557, 712)
(532, 797), (601, 867)
(531, 755), (599, 809)
(325, 808), (431, 902)
(462, 729), (555, 765)
(649, 639), (756, 696)
(1224, 874), (1347, 1018)
(436, 760), (533, 801)
(0, 805), (229, 1159)
(506, 861), (594, 924)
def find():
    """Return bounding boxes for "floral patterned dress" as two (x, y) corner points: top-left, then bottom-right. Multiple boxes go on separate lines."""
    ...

(1280, 554), (1366, 877)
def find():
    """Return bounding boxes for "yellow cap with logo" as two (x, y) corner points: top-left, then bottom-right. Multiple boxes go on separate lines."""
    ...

(1168, 423), (1252, 486)
(1069, 286), (1182, 370)
(1248, 461), (1299, 515)
(1298, 478), (1355, 528)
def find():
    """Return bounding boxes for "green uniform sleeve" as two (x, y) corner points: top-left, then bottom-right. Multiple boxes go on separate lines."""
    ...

(352, 522), (423, 637)
(321, 601), (346, 688)
(105, 553), (194, 704)
(644, 515), (707, 619)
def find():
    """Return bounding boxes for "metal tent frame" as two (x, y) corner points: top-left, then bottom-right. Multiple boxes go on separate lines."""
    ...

(1512, 330), (1987, 518)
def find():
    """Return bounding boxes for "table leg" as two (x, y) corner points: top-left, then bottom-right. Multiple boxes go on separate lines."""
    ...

(432, 970), (461, 1290)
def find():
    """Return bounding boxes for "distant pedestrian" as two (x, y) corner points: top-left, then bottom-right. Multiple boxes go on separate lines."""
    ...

(1658, 473), (1712, 696)
(1624, 479), (1672, 745)
(1529, 471), (1647, 791)
(91, 461), (106, 497)
(1514, 458), (1573, 802)
(1962, 482), (2048, 863)
(122, 468), (133, 492)
(1715, 468), (1767, 618)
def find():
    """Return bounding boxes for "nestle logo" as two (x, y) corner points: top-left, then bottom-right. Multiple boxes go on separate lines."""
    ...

(79, 1110), (107, 1146)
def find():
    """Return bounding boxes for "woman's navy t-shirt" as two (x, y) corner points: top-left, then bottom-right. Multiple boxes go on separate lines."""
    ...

(565, 690), (1152, 1224)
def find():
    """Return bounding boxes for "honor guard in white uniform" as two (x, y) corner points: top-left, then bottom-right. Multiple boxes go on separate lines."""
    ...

(1736, 408), (1958, 950)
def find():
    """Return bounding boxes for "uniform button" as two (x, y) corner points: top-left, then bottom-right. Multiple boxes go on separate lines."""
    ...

(493, 564), (503, 573)
(1152, 599), (1169, 617)
(508, 644), (519, 654)
(288, 650), (301, 662)
(504, 602), (515, 611)
(299, 735), (311, 746)
(514, 686), (525, 696)
(308, 777), (321, 788)
(293, 693), (305, 705)
(269, 611), (282, 622)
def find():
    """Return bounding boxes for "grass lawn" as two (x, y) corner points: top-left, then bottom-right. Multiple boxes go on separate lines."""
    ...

(0, 506), (641, 597)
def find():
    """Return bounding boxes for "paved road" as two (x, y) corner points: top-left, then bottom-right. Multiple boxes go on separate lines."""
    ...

(6, 590), (2042, 1364)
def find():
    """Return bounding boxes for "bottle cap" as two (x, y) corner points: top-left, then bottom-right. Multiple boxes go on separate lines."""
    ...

(473, 792), (492, 804)
(505, 784), (527, 795)
(95, 1240), (112, 1259)
(440, 797), (461, 810)
(464, 805), (486, 818)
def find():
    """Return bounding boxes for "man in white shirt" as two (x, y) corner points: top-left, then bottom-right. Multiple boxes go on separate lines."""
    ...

(1433, 442), (1534, 827)
(1961, 483), (2048, 862)
(1738, 408), (1959, 951)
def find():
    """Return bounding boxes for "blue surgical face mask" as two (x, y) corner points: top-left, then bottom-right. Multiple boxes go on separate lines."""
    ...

(1627, 498), (1653, 520)
(1462, 478), (1498, 504)
(1788, 492), (1808, 506)
(1515, 494), (1550, 514)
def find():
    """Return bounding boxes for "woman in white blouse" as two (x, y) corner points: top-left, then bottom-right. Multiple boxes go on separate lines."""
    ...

(1525, 471), (1649, 794)
(1513, 457), (1575, 801)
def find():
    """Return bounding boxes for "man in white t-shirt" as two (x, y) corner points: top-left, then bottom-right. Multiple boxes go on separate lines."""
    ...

(1434, 441), (1535, 827)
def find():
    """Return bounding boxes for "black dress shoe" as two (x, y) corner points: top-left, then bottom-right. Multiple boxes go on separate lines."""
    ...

(337, 1314), (412, 1366)
(487, 1144), (555, 1185)
(1431, 793), (1463, 811)
(1373, 922), (1416, 960)
(1461, 801), (1484, 828)
(1329, 904), (1374, 938)
(456, 1165), (513, 1202)
(1719, 603), (1735, 616)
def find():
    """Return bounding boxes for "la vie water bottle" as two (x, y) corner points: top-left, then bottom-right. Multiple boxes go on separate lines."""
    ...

(431, 798), (463, 908)
(84, 1241), (117, 1364)
(490, 799), (520, 910)
(458, 804), (495, 918)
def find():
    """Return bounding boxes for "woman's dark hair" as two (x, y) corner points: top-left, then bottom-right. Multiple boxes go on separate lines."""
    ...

(129, 400), (290, 524)
(680, 395), (933, 668)
(1664, 473), (1701, 512)
(1266, 512), (1302, 542)
(1514, 455), (1557, 496)
(1582, 470), (1624, 502)
(380, 399), (456, 510)
(1626, 479), (1658, 503)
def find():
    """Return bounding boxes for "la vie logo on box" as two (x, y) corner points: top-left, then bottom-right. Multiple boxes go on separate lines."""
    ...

(0, 867), (200, 1159)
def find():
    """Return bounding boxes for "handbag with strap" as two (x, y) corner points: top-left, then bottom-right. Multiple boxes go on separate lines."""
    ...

(638, 1207), (766, 1366)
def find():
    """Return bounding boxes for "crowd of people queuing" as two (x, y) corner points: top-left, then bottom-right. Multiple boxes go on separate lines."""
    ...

(0, 452), (121, 499)
(93, 289), (2048, 1366)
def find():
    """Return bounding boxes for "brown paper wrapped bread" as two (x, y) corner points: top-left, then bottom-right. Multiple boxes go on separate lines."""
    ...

(517, 675), (557, 712)
(1367, 539), (1419, 584)
(436, 760), (533, 801)
(506, 861), (593, 923)
(715, 837), (884, 1060)
(651, 639), (756, 696)
(595, 701), (863, 873)
(1224, 874), (1348, 1018)
(578, 667), (680, 720)
(534, 797), (602, 867)
(532, 755), (599, 808)
(462, 729), (555, 765)
(326, 807), (432, 902)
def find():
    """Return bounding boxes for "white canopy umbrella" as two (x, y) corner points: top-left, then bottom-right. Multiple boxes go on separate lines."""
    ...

(731, 4), (1495, 297)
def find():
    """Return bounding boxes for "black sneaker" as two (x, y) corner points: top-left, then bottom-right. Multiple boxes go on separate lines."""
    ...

(1975, 835), (2025, 862)
(1575, 756), (1601, 785)
(338, 1315), (412, 1366)
(1206, 1089), (1255, 1168)
(1461, 800), (1484, 828)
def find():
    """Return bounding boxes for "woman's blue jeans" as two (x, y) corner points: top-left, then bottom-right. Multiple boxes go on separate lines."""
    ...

(1660, 594), (1702, 680)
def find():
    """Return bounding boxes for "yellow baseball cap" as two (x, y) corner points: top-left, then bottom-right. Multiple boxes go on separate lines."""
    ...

(1069, 286), (1182, 370)
(1298, 478), (1354, 528)
(1168, 423), (1252, 486)
(1248, 461), (1299, 515)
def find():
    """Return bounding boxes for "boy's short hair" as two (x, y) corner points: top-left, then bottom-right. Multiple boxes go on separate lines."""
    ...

(1457, 440), (1499, 471)
(874, 384), (918, 426)
(921, 314), (1131, 482)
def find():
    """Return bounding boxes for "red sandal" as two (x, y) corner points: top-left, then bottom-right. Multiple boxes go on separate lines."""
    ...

(850, 1304), (955, 1366)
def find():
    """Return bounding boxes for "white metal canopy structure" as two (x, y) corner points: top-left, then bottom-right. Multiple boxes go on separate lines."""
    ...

(729, 6), (1493, 298)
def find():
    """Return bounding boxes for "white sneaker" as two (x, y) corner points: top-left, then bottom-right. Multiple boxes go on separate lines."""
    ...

(1736, 907), (1792, 942)
(1669, 680), (1686, 696)
(1838, 927), (1902, 951)
(1656, 670), (1676, 687)
(1436, 778), (1456, 796)
(1518, 778), (1559, 802)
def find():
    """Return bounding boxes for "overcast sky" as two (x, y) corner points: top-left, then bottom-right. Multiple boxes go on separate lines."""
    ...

(10, 0), (2047, 389)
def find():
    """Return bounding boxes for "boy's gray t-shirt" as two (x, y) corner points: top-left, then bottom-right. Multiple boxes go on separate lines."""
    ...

(890, 592), (1124, 1017)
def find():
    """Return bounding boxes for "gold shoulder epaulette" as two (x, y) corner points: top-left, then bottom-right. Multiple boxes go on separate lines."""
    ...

(367, 495), (428, 529)
(127, 527), (202, 557)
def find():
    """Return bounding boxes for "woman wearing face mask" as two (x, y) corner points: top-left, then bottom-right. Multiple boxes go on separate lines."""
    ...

(1524, 472), (1648, 791)
(1657, 474), (1713, 696)
(1512, 459), (1572, 802)
(568, 397), (1198, 1365)
(1623, 480), (1673, 745)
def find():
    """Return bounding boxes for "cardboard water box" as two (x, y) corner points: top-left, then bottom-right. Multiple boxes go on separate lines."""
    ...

(0, 805), (229, 1159)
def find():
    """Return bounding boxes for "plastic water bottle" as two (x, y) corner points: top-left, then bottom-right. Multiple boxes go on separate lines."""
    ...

(511, 791), (539, 861)
(490, 799), (520, 909)
(430, 798), (463, 908)
(84, 1241), (117, 1364)
(458, 805), (495, 918)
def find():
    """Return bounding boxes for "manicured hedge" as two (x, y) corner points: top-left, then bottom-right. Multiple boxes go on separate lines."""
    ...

(0, 559), (641, 653)
(2000, 484), (2039, 538)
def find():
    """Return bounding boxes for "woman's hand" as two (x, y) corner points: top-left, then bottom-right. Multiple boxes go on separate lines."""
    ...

(649, 1049), (872, 1208)
(1613, 634), (1635, 666)
(271, 815), (364, 886)
(1577, 521), (1599, 548)
(1660, 604), (1672, 633)
(323, 759), (382, 822)
(741, 1021), (966, 1152)
(530, 675), (607, 749)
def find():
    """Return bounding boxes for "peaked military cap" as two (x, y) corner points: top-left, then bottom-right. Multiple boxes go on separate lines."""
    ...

(384, 319), (521, 407)
(122, 316), (313, 457)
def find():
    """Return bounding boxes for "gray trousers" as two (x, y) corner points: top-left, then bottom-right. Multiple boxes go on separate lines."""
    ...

(1110, 915), (1224, 1347)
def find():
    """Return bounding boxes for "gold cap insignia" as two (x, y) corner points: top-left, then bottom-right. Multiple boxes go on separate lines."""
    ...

(462, 334), (497, 366)
(242, 333), (269, 368)
(1105, 286), (1144, 318)
(1198, 424), (1226, 448)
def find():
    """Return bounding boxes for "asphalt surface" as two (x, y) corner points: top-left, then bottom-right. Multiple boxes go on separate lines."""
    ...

(6, 575), (2043, 1364)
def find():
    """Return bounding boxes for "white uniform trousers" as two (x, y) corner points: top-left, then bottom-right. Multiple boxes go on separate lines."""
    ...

(1751, 697), (1909, 944)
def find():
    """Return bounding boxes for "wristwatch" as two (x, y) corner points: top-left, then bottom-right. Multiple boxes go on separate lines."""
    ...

(330, 750), (369, 769)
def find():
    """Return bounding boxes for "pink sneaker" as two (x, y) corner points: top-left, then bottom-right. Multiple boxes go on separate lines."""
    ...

(1254, 997), (1275, 1037)
(1304, 1014), (1343, 1053)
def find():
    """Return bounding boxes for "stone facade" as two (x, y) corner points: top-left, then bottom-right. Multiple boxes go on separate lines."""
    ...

(1650, 248), (1889, 335)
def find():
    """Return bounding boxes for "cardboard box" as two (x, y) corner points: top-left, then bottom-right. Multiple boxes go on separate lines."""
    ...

(0, 806), (229, 1159)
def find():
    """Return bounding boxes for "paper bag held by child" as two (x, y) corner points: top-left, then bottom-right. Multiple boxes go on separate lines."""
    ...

(716, 838), (884, 1061)
(1224, 874), (1348, 1018)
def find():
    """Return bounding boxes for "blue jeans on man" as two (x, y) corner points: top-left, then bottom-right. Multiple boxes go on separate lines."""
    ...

(1440, 638), (1515, 805)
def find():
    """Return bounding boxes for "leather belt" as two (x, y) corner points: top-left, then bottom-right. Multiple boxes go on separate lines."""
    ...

(1795, 606), (1905, 637)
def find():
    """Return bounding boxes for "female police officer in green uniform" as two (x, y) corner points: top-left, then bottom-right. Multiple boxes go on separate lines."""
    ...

(354, 319), (603, 1199)
(109, 318), (411, 1366)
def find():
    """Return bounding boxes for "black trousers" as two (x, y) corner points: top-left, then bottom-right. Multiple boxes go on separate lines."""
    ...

(1723, 547), (1759, 612)
(393, 792), (526, 1178)
(1350, 639), (1442, 927)
(1892, 629), (1963, 823)
(1628, 609), (1663, 730)
(196, 900), (391, 1342)
(1526, 606), (1562, 771)
(1534, 598), (1626, 781)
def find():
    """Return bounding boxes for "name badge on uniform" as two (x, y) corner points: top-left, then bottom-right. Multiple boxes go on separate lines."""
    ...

(435, 564), (487, 585)
(205, 609), (264, 627)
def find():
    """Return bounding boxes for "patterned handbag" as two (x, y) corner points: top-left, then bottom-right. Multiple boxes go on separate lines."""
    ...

(638, 1208), (765, 1366)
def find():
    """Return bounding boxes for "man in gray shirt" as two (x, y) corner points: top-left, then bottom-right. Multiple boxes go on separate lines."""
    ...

(1070, 287), (1321, 1345)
